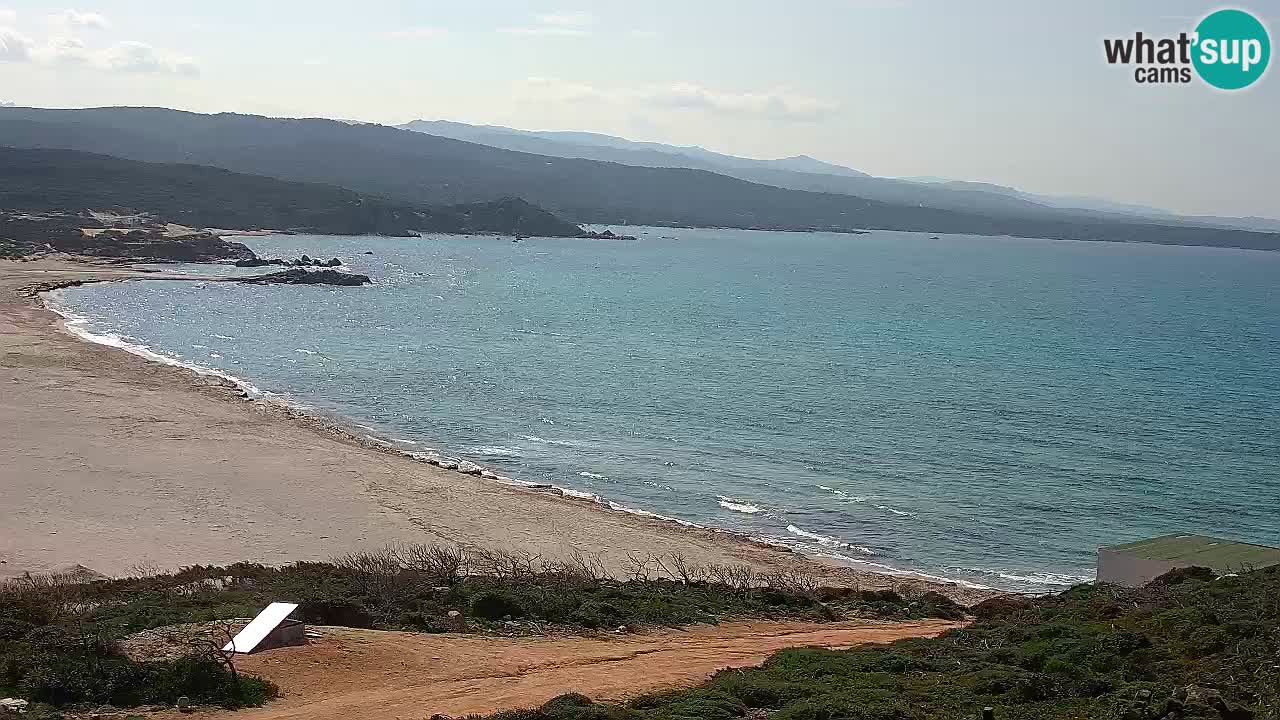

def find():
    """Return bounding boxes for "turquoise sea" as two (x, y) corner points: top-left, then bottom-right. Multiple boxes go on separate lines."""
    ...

(51, 227), (1280, 592)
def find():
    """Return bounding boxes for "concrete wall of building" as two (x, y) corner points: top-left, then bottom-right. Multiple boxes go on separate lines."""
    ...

(1096, 549), (1180, 587)
(255, 620), (307, 652)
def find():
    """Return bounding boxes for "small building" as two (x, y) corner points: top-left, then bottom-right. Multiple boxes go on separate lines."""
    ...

(1097, 534), (1280, 587)
(223, 602), (306, 654)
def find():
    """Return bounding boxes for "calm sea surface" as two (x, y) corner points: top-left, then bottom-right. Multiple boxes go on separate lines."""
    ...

(53, 228), (1280, 592)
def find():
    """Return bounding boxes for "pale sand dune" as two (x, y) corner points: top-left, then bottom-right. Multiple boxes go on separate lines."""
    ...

(0, 259), (991, 602)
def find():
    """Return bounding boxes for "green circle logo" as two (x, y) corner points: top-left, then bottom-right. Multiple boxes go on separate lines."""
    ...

(1193, 9), (1271, 90)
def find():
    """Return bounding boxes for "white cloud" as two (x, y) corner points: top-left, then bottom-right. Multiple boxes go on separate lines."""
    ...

(535, 11), (592, 27)
(0, 9), (195, 78)
(0, 26), (33, 61)
(1, 9), (194, 75)
(20, 34), (197, 74)
(50, 8), (109, 29)
(0, 9), (16, 25)
(499, 25), (586, 37)
(98, 40), (196, 75)
(500, 10), (593, 37)
(33, 35), (93, 65)
(522, 77), (836, 121)
(386, 26), (447, 40)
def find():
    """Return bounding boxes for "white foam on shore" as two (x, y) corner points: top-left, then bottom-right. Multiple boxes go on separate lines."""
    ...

(718, 496), (763, 514)
(45, 289), (273, 400)
(960, 567), (1095, 588)
(464, 444), (523, 458)
(518, 434), (577, 447)
(559, 488), (603, 502)
(606, 501), (706, 529)
(810, 551), (995, 591)
(785, 524), (874, 555)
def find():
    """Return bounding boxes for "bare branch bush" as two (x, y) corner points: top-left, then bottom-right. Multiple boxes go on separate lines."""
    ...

(541, 548), (611, 585)
(655, 552), (707, 584)
(191, 620), (242, 688)
(395, 542), (468, 586)
(759, 566), (821, 596)
(705, 563), (758, 590)
(469, 547), (542, 581)
(622, 552), (661, 582)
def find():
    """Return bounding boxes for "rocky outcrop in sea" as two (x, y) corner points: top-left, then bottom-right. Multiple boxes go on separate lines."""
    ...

(239, 268), (371, 286)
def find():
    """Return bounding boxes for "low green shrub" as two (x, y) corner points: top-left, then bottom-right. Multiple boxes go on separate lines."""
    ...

(472, 591), (526, 620)
(472, 565), (1280, 720)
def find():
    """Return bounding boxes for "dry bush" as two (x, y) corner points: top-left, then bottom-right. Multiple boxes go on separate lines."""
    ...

(759, 567), (821, 596)
(396, 542), (468, 585)
(469, 547), (542, 580)
(333, 546), (402, 577)
(331, 546), (405, 605)
(541, 548), (611, 584)
(655, 552), (708, 584)
(706, 563), (758, 590)
(622, 552), (661, 582)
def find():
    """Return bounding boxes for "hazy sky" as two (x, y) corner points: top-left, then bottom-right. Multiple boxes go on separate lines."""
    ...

(1, 1), (1276, 217)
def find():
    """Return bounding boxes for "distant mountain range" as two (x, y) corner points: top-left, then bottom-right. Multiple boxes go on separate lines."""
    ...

(1, 106), (1277, 251)
(401, 119), (1280, 233)
(401, 120), (871, 177)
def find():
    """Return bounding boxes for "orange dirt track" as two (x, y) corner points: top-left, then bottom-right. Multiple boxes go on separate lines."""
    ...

(225, 619), (962, 720)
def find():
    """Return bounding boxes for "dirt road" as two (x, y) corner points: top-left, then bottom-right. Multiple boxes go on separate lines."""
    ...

(229, 619), (961, 720)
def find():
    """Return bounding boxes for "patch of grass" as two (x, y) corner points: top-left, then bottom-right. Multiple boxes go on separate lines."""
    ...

(0, 624), (276, 709)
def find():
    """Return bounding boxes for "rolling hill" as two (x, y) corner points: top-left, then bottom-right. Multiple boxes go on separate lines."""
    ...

(2, 106), (1278, 251)
(0, 146), (584, 237)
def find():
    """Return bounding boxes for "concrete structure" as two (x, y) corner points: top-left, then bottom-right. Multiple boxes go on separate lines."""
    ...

(224, 602), (306, 654)
(1097, 534), (1280, 587)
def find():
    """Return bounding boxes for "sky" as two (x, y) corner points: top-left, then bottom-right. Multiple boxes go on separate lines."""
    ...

(0, 1), (1276, 218)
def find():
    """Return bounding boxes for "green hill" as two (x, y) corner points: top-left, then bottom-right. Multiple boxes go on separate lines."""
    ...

(2, 106), (1278, 251)
(0, 146), (584, 238)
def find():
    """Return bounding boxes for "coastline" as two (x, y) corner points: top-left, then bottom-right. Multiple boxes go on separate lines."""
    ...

(0, 257), (1000, 603)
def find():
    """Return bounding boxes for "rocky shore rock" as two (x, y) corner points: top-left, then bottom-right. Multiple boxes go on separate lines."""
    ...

(239, 268), (371, 286)
(578, 229), (637, 240)
(235, 256), (342, 268)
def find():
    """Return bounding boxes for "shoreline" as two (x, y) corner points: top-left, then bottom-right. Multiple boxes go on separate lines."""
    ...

(0, 258), (1001, 603)
(42, 276), (999, 593)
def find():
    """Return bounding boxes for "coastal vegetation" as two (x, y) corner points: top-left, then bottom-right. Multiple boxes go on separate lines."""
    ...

(0, 544), (961, 713)
(476, 565), (1279, 720)
(2, 546), (1276, 718)
(0, 146), (585, 240)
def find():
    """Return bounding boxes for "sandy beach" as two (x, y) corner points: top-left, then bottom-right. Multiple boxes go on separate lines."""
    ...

(0, 258), (992, 601)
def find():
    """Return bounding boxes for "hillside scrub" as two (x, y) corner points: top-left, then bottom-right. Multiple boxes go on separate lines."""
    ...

(471, 565), (1280, 720)
(0, 544), (961, 710)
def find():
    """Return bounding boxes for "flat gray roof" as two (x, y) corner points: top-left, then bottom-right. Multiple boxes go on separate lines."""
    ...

(1104, 534), (1280, 571)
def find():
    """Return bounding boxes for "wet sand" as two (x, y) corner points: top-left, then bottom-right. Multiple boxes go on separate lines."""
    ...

(0, 258), (993, 602)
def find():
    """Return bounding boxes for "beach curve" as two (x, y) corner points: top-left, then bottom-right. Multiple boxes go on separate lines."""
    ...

(0, 258), (996, 603)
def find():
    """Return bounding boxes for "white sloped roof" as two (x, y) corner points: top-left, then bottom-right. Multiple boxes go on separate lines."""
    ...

(223, 602), (300, 653)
